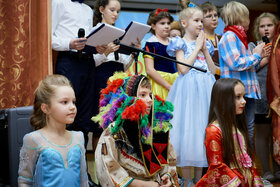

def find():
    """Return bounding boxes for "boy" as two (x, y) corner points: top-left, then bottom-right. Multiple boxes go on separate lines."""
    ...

(201, 2), (221, 78)
(93, 72), (179, 187)
(218, 1), (269, 145)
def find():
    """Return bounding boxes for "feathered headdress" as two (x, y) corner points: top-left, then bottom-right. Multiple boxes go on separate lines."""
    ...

(92, 72), (174, 144)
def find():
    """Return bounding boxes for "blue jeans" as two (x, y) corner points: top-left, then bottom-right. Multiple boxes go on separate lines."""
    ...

(245, 97), (255, 146)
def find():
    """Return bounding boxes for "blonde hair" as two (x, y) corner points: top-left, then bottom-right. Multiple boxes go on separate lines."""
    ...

(179, 6), (203, 27)
(30, 74), (73, 130)
(253, 12), (278, 41)
(220, 1), (249, 27)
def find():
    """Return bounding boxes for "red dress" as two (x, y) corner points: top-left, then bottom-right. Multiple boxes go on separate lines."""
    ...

(196, 122), (263, 187)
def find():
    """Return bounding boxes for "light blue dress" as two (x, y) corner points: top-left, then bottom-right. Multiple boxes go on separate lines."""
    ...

(166, 36), (216, 167)
(18, 131), (88, 187)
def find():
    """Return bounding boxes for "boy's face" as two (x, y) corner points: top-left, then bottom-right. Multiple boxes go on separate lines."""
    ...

(137, 86), (153, 115)
(202, 10), (218, 31)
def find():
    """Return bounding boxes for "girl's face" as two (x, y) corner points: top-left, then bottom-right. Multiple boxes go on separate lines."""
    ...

(202, 10), (219, 31)
(152, 17), (171, 39)
(44, 86), (77, 126)
(137, 86), (153, 115)
(234, 83), (246, 115)
(181, 10), (203, 38)
(100, 0), (120, 25)
(259, 17), (275, 42)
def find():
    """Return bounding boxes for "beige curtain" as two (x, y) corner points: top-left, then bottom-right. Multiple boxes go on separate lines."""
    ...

(0, 0), (52, 109)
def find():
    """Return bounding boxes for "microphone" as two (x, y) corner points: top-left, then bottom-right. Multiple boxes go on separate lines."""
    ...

(78, 28), (85, 60)
(113, 39), (119, 61)
(262, 36), (270, 44)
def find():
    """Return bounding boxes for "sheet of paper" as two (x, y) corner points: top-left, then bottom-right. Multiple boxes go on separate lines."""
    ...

(86, 23), (125, 47)
(120, 21), (151, 45)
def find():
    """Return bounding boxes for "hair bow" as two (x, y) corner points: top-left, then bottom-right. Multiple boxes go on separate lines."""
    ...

(188, 2), (196, 7)
(154, 8), (168, 17)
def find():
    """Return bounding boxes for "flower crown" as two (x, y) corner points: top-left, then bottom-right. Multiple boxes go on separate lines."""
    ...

(92, 72), (174, 144)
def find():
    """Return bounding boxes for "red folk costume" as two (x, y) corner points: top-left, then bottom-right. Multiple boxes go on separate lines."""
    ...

(267, 22), (280, 164)
(196, 122), (263, 187)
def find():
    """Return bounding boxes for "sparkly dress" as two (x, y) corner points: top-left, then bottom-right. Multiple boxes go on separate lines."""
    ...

(18, 131), (88, 187)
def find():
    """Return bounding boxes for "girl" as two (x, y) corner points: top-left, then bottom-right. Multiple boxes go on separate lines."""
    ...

(143, 9), (178, 100)
(18, 75), (88, 186)
(249, 13), (279, 182)
(196, 78), (263, 186)
(91, 0), (140, 155)
(166, 6), (217, 187)
(218, 1), (269, 146)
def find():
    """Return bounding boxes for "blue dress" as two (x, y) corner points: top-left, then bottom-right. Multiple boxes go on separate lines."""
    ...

(18, 131), (88, 186)
(166, 36), (216, 167)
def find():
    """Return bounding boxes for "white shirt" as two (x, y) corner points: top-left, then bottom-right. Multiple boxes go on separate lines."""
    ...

(52, 0), (93, 51)
(94, 53), (134, 71)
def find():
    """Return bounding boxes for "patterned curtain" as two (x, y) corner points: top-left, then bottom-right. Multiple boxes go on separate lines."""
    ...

(0, 0), (52, 109)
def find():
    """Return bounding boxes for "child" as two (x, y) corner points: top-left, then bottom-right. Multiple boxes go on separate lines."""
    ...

(93, 72), (179, 186)
(144, 9), (178, 100)
(18, 75), (88, 186)
(218, 1), (269, 145)
(249, 12), (279, 182)
(92, 0), (140, 155)
(200, 2), (221, 78)
(267, 18), (280, 181)
(170, 21), (182, 38)
(166, 6), (217, 187)
(196, 78), (263, 186)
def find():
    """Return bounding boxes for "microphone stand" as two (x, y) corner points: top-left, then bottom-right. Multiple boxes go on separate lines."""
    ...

(131, 51), (139, 74)
(113, 39), (207, 74)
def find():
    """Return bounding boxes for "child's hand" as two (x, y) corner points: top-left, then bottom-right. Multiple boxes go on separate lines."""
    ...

(160, 174), (172, 187)
(131, 38), (141, 49)
(252, 42), (265, 57)
(196, 31), (205, 51)
(262, 43), (272, 58)
(104, 42), (120, 56)
(202, 34), (208, 53)
(96, 45), (107, 54)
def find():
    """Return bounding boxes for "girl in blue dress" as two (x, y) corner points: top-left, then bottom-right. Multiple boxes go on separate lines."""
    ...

(166, 6), (217, 187)
(18, 75), (88, 187)
(144, 9), (178, 100)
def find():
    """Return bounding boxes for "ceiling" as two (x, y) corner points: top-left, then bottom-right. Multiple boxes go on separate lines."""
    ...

(84, 0), (278, 12)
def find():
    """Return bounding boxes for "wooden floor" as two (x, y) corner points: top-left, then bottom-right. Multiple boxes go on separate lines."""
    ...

(255, 154), (280, 187)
